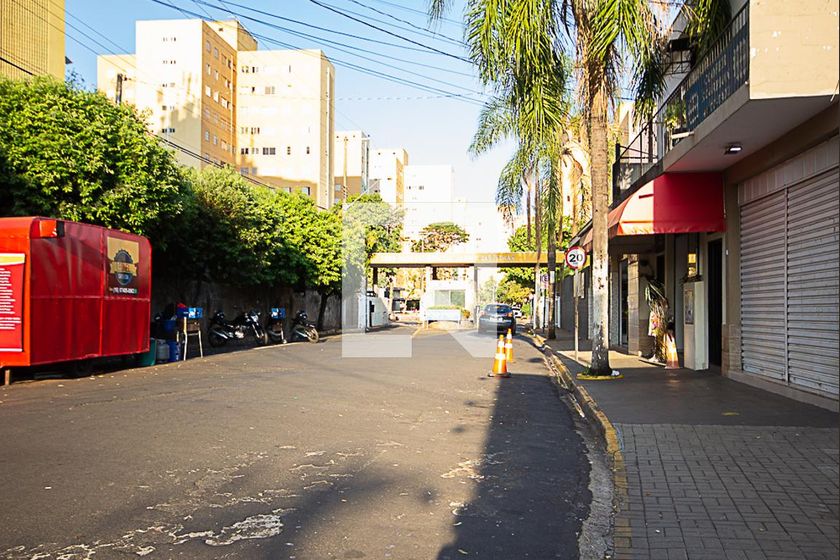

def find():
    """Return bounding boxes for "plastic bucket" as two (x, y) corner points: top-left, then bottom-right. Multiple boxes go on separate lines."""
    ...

(136, 339), (157, 367)
(167, 340), (180, 362)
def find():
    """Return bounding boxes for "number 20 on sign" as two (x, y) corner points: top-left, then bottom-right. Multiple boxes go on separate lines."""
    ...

(565, 246), (586, 270)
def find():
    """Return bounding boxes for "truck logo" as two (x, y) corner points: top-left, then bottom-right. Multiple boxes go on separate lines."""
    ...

(107, 238), (140, 295)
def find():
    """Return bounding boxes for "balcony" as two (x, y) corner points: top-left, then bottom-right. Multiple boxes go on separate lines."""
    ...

(615, 0), (838, 199)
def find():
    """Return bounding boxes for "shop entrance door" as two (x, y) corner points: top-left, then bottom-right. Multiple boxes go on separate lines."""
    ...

(708, 239), (723, 367)
(620, 260), (629, 347)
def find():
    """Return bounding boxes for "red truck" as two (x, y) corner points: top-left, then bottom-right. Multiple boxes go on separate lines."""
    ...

(0, 217), (152, 384)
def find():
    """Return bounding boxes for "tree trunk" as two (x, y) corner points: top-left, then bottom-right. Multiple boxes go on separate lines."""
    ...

(547, 228), (556, 339)
(317, 289), (330, 332)
(589, 88), (612, 375)
(533, 175), (542, 330)
(525, 170), (533, 247)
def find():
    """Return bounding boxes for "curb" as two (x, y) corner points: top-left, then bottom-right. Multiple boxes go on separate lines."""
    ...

(529, 333), (628, 555)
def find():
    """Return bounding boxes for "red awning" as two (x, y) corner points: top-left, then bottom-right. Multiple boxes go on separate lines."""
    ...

(580, 172), (725, 248)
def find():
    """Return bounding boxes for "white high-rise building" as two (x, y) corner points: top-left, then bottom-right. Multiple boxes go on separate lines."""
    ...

(403, 164), (455, 240)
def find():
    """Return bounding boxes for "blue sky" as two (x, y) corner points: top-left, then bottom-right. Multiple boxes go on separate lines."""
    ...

(65, 0), (515, 206)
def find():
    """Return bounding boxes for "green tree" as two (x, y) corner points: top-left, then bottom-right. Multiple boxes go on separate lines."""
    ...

(411, 222), (470, 252)
(0, 77), (189, 247)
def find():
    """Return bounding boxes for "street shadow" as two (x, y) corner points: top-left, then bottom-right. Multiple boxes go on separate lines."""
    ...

(436, 370), (592, 559)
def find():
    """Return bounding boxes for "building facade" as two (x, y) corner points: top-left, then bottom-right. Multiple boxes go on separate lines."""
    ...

(369, 148), (408, 207)
(0, 0), (65, 80)
(567, 0), (839, 409)
(97, 19), (335, 208)
(333, 130), (371, 202)
(402, 164), (455, 240)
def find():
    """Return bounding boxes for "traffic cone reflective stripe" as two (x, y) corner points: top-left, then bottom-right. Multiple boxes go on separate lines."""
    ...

(491, 335), (509, 377)
(505, 329), (514, 363)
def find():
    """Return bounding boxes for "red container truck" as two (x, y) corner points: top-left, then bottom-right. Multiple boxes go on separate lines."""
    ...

(0, 217), (152, 383)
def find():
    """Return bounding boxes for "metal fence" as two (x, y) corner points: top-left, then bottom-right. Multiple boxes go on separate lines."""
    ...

(615, 4), (750, 197)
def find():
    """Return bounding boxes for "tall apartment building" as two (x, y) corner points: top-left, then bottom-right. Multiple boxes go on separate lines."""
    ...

(333, 130), (370, 202)
(369, 148), (408, 207)
(97, 19), (335, 208)
(0, 0), (65, 80)
(402, 164), (455, 240)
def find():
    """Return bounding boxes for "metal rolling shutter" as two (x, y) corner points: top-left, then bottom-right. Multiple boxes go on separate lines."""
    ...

(785, 168), (840, 398)
(740, 191), (787, 381)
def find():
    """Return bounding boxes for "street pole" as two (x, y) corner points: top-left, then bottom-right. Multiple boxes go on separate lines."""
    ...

(342, 135), (348, 202)
(115, 73), (124, 105)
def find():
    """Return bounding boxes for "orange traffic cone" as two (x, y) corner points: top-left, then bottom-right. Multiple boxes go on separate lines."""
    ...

(490, 335), (510, 377)
(505, 329), (514, 363)
(664, 332), (679, 369)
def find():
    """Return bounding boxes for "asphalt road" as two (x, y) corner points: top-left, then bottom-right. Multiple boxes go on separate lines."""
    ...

(0, 326), (592, 560)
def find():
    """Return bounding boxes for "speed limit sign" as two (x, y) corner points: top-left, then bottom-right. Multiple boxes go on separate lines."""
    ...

(565, 245), (586, 270)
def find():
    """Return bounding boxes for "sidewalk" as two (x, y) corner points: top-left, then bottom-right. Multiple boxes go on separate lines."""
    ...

(540, 330), (839, 560)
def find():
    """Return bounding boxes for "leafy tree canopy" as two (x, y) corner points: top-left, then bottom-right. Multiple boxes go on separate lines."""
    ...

(0, 77), (188, 247)
(411, 222), (470, 252)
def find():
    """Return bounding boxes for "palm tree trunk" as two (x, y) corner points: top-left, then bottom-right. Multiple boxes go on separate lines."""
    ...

(590, 88), (612, 375)
(525, 170), (532, 247)
(533, 174), (542, 330)
(547, 227), (556, 339)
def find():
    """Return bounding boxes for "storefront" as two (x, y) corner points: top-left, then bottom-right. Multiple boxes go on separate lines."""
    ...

(736, 136), (839, 400)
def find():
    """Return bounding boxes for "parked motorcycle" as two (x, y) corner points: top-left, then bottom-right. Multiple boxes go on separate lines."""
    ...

(265, 307), (287, 344)
(290, 310), (319, 343)
(208, 309), (267, 347)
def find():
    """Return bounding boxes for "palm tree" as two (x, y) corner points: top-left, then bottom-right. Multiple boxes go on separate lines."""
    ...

(431, 0), (674, 371)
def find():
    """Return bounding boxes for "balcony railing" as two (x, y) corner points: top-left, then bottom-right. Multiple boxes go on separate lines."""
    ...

(614, 3), (750, 198)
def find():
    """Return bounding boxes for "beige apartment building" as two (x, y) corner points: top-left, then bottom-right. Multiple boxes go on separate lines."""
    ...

(370, 148), (409, 207)
(97, 18), (335, 208)
(333, 130), (371, 202)
(0, 0), (65, 80)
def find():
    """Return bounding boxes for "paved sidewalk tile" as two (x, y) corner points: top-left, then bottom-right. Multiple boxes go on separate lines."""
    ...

(612, 424), (839, 560)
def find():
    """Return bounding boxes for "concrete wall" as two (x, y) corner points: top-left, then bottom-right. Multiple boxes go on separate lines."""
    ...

(152, 277), (341, 334)
(749, 0), (839, 99)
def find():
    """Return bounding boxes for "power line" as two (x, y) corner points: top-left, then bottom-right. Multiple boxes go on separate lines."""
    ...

(366, 0), (463, 26)
(307, 0), (471, 63)
(0, 53), (36, 76)
(339, 0), (465, 47)
(190, 0), (451, 58)
(154, 0), (487, 105)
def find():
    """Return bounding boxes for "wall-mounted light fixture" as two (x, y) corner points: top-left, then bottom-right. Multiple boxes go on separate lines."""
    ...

(724, 143), (742, 155)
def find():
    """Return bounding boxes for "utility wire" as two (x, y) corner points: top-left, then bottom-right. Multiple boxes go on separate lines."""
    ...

(0, 53), (36, 76)
(154, 0), (487, 105)
(307, 0), (471, 62)
(366, 0), (463, 26)
(338, 0), (465, 47)
(190, 0), (454, 58)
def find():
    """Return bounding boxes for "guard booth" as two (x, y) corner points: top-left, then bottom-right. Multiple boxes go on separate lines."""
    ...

(0, 217), (152, 383)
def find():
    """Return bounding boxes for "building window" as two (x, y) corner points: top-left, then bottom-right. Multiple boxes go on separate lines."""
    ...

(251, 127), (260, 134)
(286, 146), (291, 155)
(213, 91), (219, 102)
(242, 66), (250, 74)
(264, 86), (275, 95)
(240, 126), (248, 134)
(205, 85), (211, 97)
(214, 70), (219, 80)
(251, 167), (258, 174)
(240, 147), (249, 155)
(212, 135), (218, 145)
(213, 47), (219, 59)
(206, 63), (211, 75)
(160, 127), (175, 133)
(221, 140), (228, 150)
(204, 131), (210, 141)
(241, 167), (249, 175)
(306, 146), (310, 155)
(251, 66), (258, 73)
(205, 40), (211, 52)
(301, 186), (311, 196)
(281, 187), (292, 193)
(262, 147), (276, 155)
(161, 105), (168, 111)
